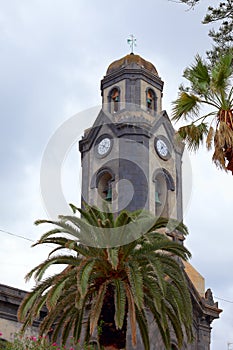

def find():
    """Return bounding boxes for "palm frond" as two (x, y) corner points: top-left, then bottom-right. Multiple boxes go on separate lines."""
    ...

(227, 86), (233, 108)
(144, 294), (170, 349)
(206, 126), (215, 150)
(19, 205), (193, 349)
(172, 92), (201, 122)
(25, 256), (77, 282)
(32, 228), (63, 243)
(90, 282), (107, 335)
(51, 303), (78, 342)
(113, 280), (126, 330)
(126, 261), (144, 309)
(77, 259), (95, 297)
(183, 55), (210, 95)
(46, 277), (68, 310)
(73, 304), (85, 343)
(62, 312), (77, 345)
(69, 202), (79, 213)
(107, 248), (119, 270)
(219, 120), (233, 148)
(147, 216), (189, 237)
(177, 122), (209, 151)
(211, 52), (233, 92)
(135, 307), (150, 350)
(18, 289), (44, 322)
(124, 282), (137, 347)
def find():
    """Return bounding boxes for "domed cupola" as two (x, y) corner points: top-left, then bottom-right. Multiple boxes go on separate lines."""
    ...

(106, 53), (158, 75)
(101, 53), (164, 116)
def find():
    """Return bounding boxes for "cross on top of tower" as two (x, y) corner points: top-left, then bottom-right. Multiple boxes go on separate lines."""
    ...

(127, 34), (136, 54)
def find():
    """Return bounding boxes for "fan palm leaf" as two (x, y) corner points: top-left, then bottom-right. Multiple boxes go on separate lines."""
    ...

(172, 51), (233, 173)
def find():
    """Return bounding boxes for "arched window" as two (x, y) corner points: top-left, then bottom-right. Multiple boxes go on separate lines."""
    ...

(146, 88), (157, 113)
(171, 345), (178, 350)
(96, 169), (114, 202)
(153, 169), (175, 217)
(154, 173), (168, 217)
(109, 87), (120, 113)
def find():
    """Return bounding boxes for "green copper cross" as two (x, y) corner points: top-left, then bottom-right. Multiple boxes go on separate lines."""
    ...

(127, 34), (136, 53)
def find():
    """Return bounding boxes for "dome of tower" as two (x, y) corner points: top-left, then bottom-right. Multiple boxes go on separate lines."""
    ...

(106, 53), (158, 75)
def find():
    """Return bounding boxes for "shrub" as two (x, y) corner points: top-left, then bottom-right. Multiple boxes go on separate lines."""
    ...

(0, 333), (95, 350)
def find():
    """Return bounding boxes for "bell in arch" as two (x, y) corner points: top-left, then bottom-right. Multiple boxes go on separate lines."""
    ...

(155, 191), (161, 205)
(105, 187), (112, 201)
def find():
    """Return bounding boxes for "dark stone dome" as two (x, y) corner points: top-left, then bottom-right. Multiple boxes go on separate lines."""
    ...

(106, 53), (158, 75)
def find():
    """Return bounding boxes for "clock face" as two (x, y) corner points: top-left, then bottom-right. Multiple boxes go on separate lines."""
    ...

(97, 137), (111, 156)
(155, 137), (170, 160)
(157, 139), (168, 157)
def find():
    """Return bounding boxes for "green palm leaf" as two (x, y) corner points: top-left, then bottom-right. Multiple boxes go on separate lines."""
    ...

(172, 92), (201, 121)
(126, 261), (144, 309)
(113, 279), (126, 329)
(90, 282), (107, 335)
(177, 122), (208, 151)
(172, 51), (233, 171)
(135, 307), (150, 350)
(183, 55), (210, 95)
(77, 259), (95, 297)
(107, 247), (119, 269)
(124, 282), (137, 347)
(19, 206), (193, 350)
(46, 277), (68, 310)
(211, 52), (233, 92)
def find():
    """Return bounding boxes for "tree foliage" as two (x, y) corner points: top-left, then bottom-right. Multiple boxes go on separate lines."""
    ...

(172, 51), (233, 172)
(18, 205), (193, 350)
(204, 1), (233, 61)
(171, 0), (233, 62)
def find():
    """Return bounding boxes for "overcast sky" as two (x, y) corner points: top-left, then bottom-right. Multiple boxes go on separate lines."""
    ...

(0, 0), (232, 349)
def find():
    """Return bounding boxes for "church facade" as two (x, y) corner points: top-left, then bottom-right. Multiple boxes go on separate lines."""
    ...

(0, 53), (222, 349)
(79, 53), (222, 349)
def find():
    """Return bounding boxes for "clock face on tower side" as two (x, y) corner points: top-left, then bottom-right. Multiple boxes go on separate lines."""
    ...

(154, 137), (171, 160)
(95, 136), (112, 157)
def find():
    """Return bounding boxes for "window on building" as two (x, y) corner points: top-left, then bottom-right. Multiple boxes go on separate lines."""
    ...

(154, 169), (175, 218)
(110, 87), (120, 113)
(146, 88), (156, 113)
(154, 174), (168, 217)
(97, 171), (113, 202)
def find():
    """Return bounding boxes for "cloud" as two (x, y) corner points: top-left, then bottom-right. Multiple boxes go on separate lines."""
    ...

(0, 0), (231, 348)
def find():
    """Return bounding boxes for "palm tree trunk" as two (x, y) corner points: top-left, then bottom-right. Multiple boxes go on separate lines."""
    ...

(225, 147), (233, 173)
(220, 110), (233, 174)
(98, 284), (127, 350)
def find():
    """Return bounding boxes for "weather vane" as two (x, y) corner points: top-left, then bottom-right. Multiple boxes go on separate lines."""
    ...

(127, 34), (137, 54)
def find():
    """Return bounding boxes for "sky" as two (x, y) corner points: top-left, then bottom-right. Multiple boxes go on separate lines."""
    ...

(0, 0), (232, 348)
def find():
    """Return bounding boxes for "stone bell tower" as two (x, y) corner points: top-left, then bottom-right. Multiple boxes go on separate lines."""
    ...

(79, 53), (222, 349)
(79, 54), (183, 225)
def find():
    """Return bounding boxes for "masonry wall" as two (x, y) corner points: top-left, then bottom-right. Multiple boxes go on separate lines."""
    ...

(0, 284), (44, 343)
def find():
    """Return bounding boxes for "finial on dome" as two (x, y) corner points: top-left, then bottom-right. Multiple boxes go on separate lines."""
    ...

(127, 34), (136, 54)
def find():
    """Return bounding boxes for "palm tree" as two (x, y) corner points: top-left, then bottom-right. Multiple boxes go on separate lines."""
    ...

(172, 50), (233, 173)
(18, 205), (193, 350)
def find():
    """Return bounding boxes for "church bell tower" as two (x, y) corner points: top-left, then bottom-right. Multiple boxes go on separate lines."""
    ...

(79, 52), (221, 349)
(79, 53), (184, 227)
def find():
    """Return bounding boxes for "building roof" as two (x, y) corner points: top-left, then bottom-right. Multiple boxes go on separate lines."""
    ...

(106, 53), (158, 75)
